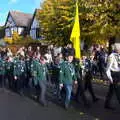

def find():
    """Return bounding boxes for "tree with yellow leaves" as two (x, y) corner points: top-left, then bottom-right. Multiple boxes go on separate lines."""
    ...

(38, 0), (120, 47)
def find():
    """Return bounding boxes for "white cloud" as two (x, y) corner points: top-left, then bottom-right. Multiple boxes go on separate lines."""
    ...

(9, 0), (19, 4)
(0, 12), (8, 26)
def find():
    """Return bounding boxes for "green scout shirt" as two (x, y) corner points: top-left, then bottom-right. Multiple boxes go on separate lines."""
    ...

(5, 61), (14, 75)
(30, 59), (40, 85)
(72, 60), (82, 80)
(59, 61), (77, 84)
(13, 58), (26, 77)
(25, 58), (32, 76)
(0, 59), (5, 75)
(31, 59), (48, 85)
(38, 63), (48, 81)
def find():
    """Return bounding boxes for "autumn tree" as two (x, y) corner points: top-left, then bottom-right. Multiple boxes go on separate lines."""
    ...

(38, 0), (120, 46)
(79, 0), (120, 45)
(38, 0), (75, 45)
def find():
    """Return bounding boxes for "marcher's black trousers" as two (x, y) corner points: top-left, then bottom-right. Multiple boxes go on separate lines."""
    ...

(84, 71), (97, 101)
(105, 71), (120, 106)
(0, 75), (4, 87)
(76, 78), (88, 105)
(13, 75), (25, 93)
(6, 74), (13, 89)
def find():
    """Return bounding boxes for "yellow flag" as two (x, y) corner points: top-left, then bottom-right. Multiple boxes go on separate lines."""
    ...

(70, 0), (81, 59)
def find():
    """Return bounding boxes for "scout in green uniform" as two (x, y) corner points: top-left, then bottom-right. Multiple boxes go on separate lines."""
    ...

(82, 57), (99, 102)
(25, 55), (32, 88)
(5, 56), (14, 89)
(59, 54), (77, 109)
(30, 56), (48, 106)
(56, 53), (64, 99)
(72, 58), (89, 107)
(0, 57), (5, 88)
(30, 57), (39, 99)
(30, 58), (39, 86)
(39, 56), (48, 106)
(13, 55), (26, 94)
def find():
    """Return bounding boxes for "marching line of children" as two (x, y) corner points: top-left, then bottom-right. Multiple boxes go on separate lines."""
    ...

(0, 46), (99, 109)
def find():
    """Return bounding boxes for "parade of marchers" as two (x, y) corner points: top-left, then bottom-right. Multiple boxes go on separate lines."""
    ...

(0, 43), (120, 110)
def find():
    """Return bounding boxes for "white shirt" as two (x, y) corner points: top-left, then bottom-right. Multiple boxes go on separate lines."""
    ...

(7, 51), (13, 57)
(44, 53), (53, 63)
(106, 53), (120, 82)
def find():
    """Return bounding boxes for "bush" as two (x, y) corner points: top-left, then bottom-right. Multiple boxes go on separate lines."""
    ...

(4, 37), (13, 44)
(12, 31), (22, 44)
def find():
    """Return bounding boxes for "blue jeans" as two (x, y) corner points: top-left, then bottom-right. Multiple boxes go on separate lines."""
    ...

(64, 84), (72, 107)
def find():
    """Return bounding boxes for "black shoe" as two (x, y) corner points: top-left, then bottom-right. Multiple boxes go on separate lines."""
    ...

(104, 105), (115, 110)
(19, 91), (24, 96)
(58, 95), (62, 101)
(93, 98), (99, 102)
(84, 103), (91, 108)
(41, 101), (48, 107)
(64, 104), (69, 110)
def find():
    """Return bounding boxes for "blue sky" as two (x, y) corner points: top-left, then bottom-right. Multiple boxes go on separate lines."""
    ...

(0, 0), (43, 26)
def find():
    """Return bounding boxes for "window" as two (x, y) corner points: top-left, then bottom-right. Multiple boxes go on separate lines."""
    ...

(5, 28), (12, 37)
(36, 28), (40, 38)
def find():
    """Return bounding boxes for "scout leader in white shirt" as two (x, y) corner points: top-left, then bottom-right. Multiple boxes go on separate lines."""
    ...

(106, 44), (120, 82)
(105, 43), (120, 110)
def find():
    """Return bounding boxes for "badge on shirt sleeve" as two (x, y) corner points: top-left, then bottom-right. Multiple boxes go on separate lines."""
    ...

(107, 56), (112, 63)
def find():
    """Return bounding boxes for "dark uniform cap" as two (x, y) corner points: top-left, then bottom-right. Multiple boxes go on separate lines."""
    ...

(65, 52), (74, 57)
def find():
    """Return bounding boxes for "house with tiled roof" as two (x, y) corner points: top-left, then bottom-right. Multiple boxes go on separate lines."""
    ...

(5, 11), (33, 37)
(29, 9), (41, 40)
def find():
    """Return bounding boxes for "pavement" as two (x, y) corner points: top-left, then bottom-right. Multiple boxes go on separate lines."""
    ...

(0, 83), (119, 120)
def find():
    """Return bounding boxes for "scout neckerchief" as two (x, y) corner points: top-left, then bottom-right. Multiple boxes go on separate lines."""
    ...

(68, 62), (75, 76)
